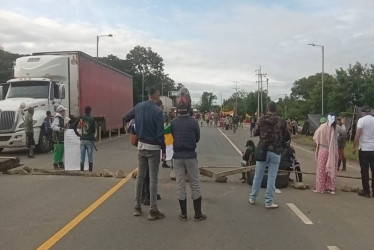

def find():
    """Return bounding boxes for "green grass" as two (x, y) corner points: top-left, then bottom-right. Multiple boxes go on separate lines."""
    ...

(292, 134), (358, 162)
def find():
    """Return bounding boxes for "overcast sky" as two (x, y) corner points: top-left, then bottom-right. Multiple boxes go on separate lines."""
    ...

(1, 0), (374, 103)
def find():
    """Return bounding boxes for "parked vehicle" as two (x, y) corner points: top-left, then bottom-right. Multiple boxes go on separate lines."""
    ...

(0, 51), (133, 153)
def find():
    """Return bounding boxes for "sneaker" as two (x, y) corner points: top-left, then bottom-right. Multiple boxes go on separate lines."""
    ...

(148, 209), (165, 220)
(133, 207), (142, 216)
(313, 189), (324, 194)
(265, 203), (279, 209)
(194, 214), (207, 222)
(327, 190), (336, 195)
(179, 214), (187, 221)
(248, 198), (256, 205)
(358, 190), (371, 198)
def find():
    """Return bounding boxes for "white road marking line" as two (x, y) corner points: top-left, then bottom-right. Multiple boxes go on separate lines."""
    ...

(291, 143), (360, 170)
(327, 246), (340, 250)
(275, 189), (282, 194)
(286, 203), (313, 225)
(217, 128), (242, 157)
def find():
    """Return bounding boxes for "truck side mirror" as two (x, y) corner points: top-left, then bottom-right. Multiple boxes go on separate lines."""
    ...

(59, 85), (66, 99)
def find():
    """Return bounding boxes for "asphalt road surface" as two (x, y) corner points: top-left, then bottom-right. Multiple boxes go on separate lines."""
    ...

(1, 126), (373, 250)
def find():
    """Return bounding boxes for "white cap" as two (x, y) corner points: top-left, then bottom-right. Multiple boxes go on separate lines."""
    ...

(56, 105), (67, 112)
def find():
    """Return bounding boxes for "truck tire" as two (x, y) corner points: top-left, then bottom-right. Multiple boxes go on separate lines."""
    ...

(247, 170), (289, 189)
(36, 132), (53, 153)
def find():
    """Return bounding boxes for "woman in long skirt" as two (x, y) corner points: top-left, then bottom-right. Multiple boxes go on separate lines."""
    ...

(313, 114), (339, 194)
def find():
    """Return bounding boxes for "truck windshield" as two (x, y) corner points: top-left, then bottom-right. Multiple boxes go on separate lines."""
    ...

(6, 81), (49, 99)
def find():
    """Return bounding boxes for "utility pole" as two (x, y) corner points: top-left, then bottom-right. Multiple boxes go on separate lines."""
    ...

(255, 67), (267, 117)
(141, 72), (145, 102)
(233, 82), (239, 116)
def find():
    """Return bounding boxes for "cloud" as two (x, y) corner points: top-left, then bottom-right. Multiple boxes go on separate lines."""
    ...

(1, 0), (374, 101)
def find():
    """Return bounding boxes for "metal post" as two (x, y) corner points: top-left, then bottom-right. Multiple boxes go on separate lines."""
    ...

(266, 78), (269, 104)
(118, 127), (120, 137)
(322, 46), (324, 116)
(142, 72), (145, 102)
(257, 72), (260, 120)
(109, 126), (111, 139)
(98, 126), (102, 143)
(96, 36), (99, 58)
(260, 72), (263, 115)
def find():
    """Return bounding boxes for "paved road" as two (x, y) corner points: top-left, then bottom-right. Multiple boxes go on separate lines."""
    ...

(1, 126), (373, 249)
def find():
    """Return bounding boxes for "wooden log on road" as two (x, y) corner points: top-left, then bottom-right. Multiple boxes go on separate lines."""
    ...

(0, 157), (20, 173)
(199, 168), (214, 178)
(213, 166), (256, 179)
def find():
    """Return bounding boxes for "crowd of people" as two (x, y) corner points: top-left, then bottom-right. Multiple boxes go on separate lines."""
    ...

(22, 85), (374, 220)
(25, 104), (96, 171)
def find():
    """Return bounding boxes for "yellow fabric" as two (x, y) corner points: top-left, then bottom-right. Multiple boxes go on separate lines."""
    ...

(164, 133), (174, 146)
(221, 110), (234, 115)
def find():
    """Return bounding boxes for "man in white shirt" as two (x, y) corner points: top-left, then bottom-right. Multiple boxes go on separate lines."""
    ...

(353, 105), (374, 198)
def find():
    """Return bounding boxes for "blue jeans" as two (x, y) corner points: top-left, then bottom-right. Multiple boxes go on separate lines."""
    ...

(250, 151), (281, 205)
(80, 140), (94, 163)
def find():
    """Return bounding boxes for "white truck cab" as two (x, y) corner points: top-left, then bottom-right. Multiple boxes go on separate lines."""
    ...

(0, 55), (67, 152)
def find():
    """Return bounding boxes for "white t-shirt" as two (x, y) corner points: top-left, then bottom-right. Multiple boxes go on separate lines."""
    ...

(357, 115), (374, 151)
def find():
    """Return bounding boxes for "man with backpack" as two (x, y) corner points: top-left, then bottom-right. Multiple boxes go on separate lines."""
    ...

(73, 106), (96, 172)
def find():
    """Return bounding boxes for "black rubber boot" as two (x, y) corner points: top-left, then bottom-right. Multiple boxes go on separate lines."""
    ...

(89, 162), (93, 172)
(80, 163), (84, 171)
(337, 160), (341, 171)
(193, 197), (207, 222)
(342, 159), (347, 171)
(53, 163), (58, 170)
(58, 162), (64, 169)
(179, 199), (187, 221)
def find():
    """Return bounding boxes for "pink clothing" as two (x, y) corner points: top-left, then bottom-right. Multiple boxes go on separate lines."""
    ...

(313, 123), (338, 178)
(315, 148), (338, 192)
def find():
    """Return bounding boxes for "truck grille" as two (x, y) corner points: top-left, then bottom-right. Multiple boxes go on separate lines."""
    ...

(0, 111), (16, 131)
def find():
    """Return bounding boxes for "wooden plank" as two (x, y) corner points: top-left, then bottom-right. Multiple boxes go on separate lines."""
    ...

(199, 168), (214, 178)
(214, 166), (256, 179)
(0, 157), (20, 173)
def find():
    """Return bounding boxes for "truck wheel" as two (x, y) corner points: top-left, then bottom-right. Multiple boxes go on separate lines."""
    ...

(247, 170), (289, 189)
(36, 133), (53, 153)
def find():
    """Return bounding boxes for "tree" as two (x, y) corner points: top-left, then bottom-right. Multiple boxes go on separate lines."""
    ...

(100, 46), (178, 105)
(199, 92), (217, 113)
(0, 50), (23, 83)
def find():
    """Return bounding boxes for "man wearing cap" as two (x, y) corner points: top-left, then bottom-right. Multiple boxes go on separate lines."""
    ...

(353, 105), (374, 198)
(52, 105), (67, 170)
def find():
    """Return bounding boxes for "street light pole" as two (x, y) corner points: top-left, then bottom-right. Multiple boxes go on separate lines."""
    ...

(308, 43), (324, 116)
(96, 34), (113, 58)
(233, 81), (239, 115)
(142, 72), (145, 102)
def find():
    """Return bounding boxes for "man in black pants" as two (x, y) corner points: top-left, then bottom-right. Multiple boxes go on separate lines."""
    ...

(353, 105), (374, 198)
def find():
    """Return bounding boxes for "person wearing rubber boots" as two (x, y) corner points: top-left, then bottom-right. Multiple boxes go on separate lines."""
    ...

(24, 107), (35, 158)
(249, 102), (289, 209)
(171, 88), (207, 222)
(73, 106), (95, 172)
(52, 105), (67, 170)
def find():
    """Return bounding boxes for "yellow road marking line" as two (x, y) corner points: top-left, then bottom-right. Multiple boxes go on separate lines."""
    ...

(37, 168), (137, 250)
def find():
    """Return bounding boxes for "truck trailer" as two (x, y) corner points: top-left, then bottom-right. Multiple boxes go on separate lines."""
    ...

(0, 51), (133, 153)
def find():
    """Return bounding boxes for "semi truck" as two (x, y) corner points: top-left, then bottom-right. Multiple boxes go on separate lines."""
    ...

(0, 51), (133, 153)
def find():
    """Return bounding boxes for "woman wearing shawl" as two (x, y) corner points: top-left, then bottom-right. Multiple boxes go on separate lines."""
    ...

(313, 114), (339, 194)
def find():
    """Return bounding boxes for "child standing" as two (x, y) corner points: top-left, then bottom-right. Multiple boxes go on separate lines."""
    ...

(240, 140), (256, 183)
